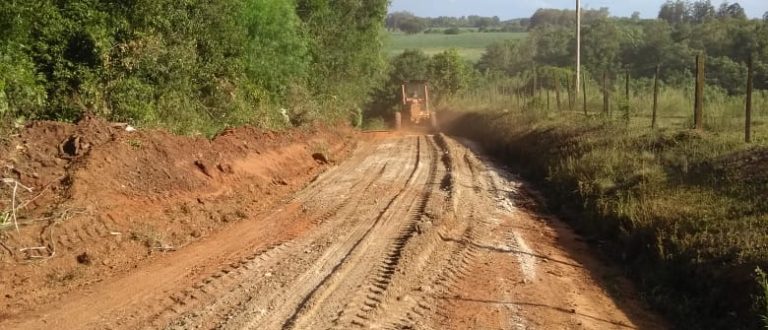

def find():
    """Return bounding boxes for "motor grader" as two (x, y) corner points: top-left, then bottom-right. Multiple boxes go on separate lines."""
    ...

(394, 81), (438, 131)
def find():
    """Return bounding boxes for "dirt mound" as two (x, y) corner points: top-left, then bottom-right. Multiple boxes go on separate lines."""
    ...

(0, 119), (355, 318)
(705, 147), (768, 183)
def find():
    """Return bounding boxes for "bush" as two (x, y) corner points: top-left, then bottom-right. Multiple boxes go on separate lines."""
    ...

(444, 27), (462, 35)
(0, 0), (389, 135)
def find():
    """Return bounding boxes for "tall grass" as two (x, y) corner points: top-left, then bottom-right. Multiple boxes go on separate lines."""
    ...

(441, 75), (768, 141)
(442, 76), (768, 329)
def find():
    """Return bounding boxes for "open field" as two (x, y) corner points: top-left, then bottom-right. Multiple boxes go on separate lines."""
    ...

(385, 31), (527, 62)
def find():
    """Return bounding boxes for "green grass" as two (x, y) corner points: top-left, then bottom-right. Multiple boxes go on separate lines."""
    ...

(384, 31), (527, 62)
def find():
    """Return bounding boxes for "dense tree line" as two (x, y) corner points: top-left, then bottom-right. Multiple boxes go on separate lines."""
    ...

(527, 7), (610, 30)
(0, 0), (388, 133)
(386, 12), (526, 34)
(478, 0), (768, 94)
(368, 49), (471, 118)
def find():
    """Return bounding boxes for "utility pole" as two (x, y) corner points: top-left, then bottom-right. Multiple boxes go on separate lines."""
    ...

(576, 0), (581, 95)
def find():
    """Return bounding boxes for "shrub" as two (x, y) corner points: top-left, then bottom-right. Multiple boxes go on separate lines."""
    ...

(444, 27), (462, 35)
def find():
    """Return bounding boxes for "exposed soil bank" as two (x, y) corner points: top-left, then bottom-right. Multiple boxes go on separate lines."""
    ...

(0, 118), (356, 319)
(442, 111), (768, 330)
(0, 128), (666, 329)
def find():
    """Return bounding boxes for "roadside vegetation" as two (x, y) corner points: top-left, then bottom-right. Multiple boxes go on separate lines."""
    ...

(416, 1), (768, 328)
(3, 0), (768, 328)
(0, 0), (389, 136)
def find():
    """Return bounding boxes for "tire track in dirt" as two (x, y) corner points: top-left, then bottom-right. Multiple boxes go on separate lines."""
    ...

(431, 137), (666, 330)
(161, 138), (419, 329)
(1, 132), (666, 330)
(221, 136), (430, 329)
(285, 136), (440, 330)
(157, 143), (394, 329)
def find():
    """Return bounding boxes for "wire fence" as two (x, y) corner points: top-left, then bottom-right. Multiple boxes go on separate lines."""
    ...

(442, 57), (767, 144)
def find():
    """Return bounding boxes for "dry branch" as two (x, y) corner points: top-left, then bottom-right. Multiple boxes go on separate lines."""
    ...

(2, 178), (33, 233)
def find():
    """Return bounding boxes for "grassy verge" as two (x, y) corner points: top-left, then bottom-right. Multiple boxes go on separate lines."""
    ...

(445, 110), (768, 329)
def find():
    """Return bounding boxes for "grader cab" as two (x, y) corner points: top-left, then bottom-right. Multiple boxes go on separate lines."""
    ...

(394, 81), (438, 131)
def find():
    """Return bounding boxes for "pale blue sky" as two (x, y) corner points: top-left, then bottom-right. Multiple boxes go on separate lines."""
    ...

(389, 0), (768, 19)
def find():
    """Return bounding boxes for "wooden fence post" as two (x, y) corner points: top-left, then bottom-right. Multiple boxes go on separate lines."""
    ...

(746, 55), (753, 143)
(546, 83), (551, 111)
(694, 54), (705, 130)
(625, 70), (631, 123)
(566, 73), (573, 110)
(603, 72), (610, 116)
(582, 71), (588, 116)
(652, 64), (660, 129)
(554, 73), (561, 111)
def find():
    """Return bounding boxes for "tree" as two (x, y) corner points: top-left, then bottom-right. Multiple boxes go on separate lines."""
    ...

(581, 18), (621, 73)
(428, 50), (471, 100)
(399, 17), (427, 34)
(386, 11), (413, 31)
(296, 0), (389, 114)
(241, 0), (309, 98)
(385, 11), (426, 34)
(658, 0), (690, 24)
(477, 41), (512, 74)
(717, 2), (747, 20)
(530, 26), (574, 67)
(707, 56), (747, 94)
(622, 20), (693, 79)
(691, 0), (715, 23)
(477, 40), (535, 76)
(367, 49), (431, 117)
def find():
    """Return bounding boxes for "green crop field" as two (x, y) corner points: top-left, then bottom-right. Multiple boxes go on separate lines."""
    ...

(384, 31), (527, 62)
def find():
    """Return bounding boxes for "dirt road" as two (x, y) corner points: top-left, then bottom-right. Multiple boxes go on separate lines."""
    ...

(2, 133), (664, 329)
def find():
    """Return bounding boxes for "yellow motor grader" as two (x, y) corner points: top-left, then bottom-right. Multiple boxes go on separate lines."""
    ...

(394, 80), (438, 131)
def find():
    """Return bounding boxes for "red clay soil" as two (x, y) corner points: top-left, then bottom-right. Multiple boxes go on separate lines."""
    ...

(0, 117), (356, 320)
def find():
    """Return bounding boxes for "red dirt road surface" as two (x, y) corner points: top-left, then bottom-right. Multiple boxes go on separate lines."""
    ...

(0, 122), (665, 329)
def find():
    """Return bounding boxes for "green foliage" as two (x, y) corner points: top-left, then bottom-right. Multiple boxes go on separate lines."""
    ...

(386, 11), (428, 34)
(428, 50), (471, 101)
(477, 39), (533, 76)
(581, 18), (621, 74)
(241, 0), (309, 100)
(443, 27), (462, 35)
(370, 49), (431, 115)
(707, 56), (748, 94)
(478, 1), (768, 94)
(0, 0), (388, 134)
(368, 48), (473, 121)
(444, 2), (768, 327)
(298, 0), (388, 118)
(0, 43), (45, 121)
(528, 7), (609, 30)
(450, 110), (768, 329)
(391, 50), (432, 84)
(529, 26), (573, 68)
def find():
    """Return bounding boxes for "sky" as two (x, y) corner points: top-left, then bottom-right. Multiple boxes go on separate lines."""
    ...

(389, 0), (768, 20)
